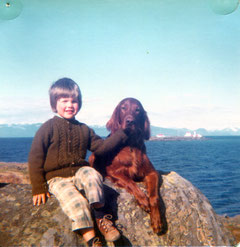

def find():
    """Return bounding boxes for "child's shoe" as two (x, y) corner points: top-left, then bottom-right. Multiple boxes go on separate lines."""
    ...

(96, 214), (120, 242)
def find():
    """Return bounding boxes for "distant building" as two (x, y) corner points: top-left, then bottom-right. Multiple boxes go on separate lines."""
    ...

(156, 134), (165, 138)
(184, 132), (192, 137)
(184, 131), (202, 138)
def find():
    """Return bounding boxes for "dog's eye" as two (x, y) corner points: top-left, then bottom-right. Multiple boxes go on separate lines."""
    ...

(121, 106), (126, 111)
(136, 108), (140, 113)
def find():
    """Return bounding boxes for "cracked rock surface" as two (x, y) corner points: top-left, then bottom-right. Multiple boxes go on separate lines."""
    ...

(0, 169), (236, 246)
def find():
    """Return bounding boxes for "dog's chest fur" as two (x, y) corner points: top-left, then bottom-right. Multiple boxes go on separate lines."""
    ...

(110, 146), (146, 179)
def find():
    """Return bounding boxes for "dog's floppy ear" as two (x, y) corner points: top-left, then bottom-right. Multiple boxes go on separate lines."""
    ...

(106, 103), (121, 134)
(143, 111), (151, 140)
(137, 99), (151, 140)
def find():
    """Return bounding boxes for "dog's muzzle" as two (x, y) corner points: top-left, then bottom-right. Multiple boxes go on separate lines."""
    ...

(124, 116), (136, 128)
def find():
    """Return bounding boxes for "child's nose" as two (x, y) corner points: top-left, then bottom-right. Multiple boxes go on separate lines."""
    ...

(66, 101), (73, 107)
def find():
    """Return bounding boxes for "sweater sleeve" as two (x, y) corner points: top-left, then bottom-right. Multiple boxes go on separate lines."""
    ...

(28, 120), (52, 195)
(89, 128), (129, 156)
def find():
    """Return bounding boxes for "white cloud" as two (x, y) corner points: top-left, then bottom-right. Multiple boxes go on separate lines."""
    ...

(148, 105), (240, 130)
(0, 95), (51, 124)
(1, 94), (239, 130)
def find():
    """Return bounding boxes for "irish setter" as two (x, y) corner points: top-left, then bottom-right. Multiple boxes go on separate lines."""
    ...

(89, 97), (163, 233)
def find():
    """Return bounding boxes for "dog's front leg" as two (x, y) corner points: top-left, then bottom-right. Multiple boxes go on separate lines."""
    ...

(144, 170), (163, 234)
(107, 171), (150, 212)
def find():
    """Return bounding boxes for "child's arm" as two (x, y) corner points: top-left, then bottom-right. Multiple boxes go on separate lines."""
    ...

(89, 128), (129, 156)
(28, 121), (52, 197)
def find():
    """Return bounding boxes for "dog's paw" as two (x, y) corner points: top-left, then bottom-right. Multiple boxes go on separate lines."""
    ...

(141, 200), (150, 213)
(150, 206), (163, 233)
(136, 194), (150, 212)
(152, 219), (163, 234)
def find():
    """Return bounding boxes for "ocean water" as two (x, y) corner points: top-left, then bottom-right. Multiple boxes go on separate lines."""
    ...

(0, 137), (33, 163)
(0, 136), (239, 217)
(146, 136), (240, 217)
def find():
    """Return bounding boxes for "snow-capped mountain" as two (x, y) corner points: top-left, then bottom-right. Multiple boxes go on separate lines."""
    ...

(0, 123), (239, 137)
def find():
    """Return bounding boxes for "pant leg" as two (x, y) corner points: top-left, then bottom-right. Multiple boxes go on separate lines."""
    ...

(48, 176), (94, 231)
(73, 166), (105, 205)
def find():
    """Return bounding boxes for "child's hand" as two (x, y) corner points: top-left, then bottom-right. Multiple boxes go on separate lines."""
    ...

(33, 192), (51, 206)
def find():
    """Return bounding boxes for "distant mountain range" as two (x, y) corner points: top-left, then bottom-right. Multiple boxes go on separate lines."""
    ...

(0, 123), (239, 137)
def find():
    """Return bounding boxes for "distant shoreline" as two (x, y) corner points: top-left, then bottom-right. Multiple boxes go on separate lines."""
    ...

(149, 136), (208, 141)
(1, 135), (240, 139)
(1, 123), (240, 138)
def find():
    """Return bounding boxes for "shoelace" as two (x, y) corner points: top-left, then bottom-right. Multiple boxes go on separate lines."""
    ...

(92, 237), (102, 247)
(99, 214), (114, 232)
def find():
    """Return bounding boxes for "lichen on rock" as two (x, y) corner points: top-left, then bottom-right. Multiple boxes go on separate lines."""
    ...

(0, 167), (237, 246)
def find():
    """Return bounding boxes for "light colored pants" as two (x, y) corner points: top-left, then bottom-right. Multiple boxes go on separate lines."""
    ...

(48, 166), (104, 231)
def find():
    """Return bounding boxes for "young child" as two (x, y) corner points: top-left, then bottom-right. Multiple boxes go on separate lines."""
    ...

(28, 78), (129, 247)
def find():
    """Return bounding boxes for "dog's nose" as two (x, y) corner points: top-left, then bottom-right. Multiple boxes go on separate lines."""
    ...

(125, 116), (134, 126)
(126, 119), (134, 124)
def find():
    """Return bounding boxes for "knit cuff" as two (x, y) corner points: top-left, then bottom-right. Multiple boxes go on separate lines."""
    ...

(31, 182), (48, 196)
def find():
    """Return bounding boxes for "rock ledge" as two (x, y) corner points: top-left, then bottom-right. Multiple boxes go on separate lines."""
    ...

(0, 165), (236, 246)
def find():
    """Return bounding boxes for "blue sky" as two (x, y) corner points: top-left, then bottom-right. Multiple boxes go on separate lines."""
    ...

(0, 0), (239, 130)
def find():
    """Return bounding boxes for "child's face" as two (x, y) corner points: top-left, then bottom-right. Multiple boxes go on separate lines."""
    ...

(56, 97), (79, 119)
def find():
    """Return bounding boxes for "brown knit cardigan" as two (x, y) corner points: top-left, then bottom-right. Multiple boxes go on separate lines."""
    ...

(28, 116), (128, 195)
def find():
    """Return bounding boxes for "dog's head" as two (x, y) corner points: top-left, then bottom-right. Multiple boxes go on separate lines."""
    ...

(106, 97), (150, 140)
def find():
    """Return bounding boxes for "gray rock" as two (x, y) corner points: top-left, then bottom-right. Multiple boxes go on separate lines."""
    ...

(0, 171), (235, 246)
(0, 183), (84, 246)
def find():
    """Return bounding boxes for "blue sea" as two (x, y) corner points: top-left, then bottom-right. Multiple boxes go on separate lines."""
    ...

(0, 136), (239, 217)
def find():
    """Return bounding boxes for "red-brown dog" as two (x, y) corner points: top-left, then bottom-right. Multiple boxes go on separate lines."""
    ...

(89, 97), (163, 233)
